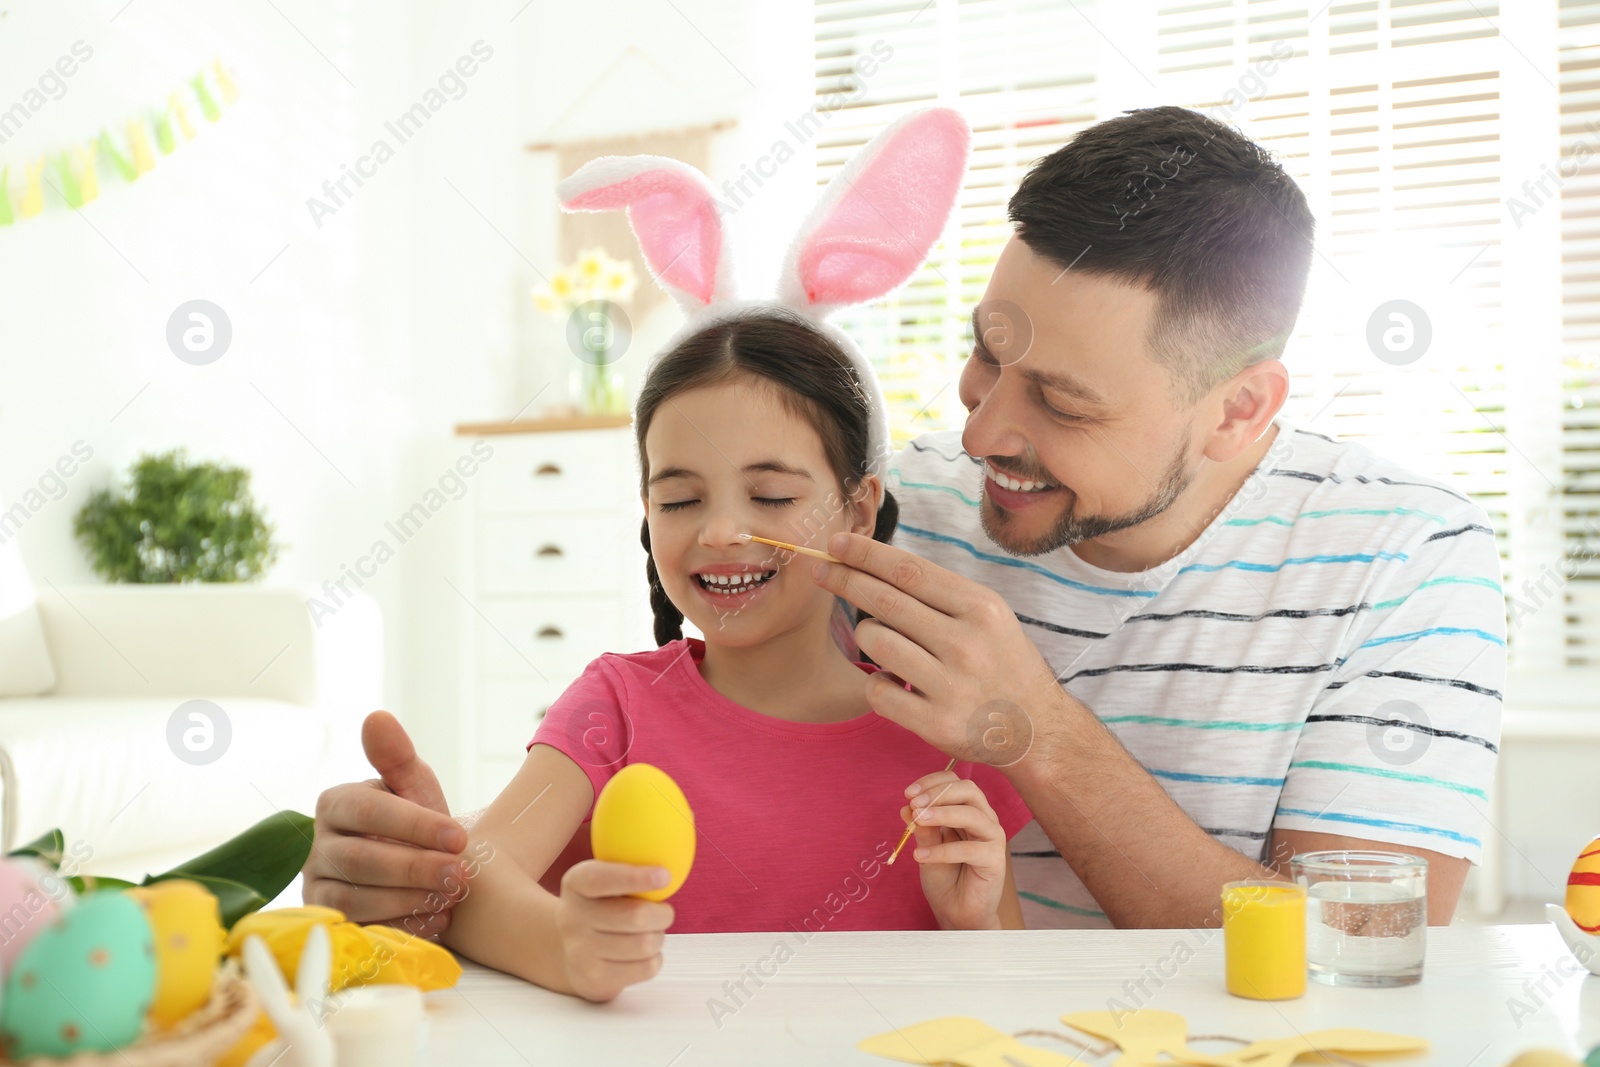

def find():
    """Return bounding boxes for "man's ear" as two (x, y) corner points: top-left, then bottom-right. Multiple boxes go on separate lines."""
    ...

(846, 474), (884, 537)
(1203, 358), (1289, 463)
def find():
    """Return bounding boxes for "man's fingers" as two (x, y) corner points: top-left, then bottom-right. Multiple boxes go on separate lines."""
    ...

(864, 670), (931, 732)
(317, 780), (464, 854)
(309, 832), (463, 892)
(853, 617), (952, 696)
(564, 860), (673, 901)
(304, 880), (443, 926)
(812, 560), (949, 650)
(362, 711), (455, 823)
(823, 532), (980, 616)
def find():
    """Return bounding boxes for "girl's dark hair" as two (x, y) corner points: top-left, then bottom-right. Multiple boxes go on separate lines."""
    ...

(636, 309), (898, 646)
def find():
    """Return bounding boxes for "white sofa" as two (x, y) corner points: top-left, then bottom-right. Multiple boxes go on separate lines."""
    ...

(0, 584), (382, 881)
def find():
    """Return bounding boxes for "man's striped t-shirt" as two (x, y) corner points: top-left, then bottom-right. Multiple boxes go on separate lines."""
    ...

(887, 420), (1506, 929)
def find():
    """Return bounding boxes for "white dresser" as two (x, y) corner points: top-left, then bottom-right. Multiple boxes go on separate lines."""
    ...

(455, 416), (654, 811)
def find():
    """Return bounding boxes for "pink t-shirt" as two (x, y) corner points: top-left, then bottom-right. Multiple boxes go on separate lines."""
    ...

(528, 638), (1034, 934)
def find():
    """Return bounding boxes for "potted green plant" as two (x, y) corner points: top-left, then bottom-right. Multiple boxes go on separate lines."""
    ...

(73, 449), (280, 582)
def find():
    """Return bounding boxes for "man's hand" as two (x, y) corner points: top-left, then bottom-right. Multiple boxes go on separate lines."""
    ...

(810, 532), (1063, 763)
(556, 861), (675, 1003)
(303, 711), (468, 938)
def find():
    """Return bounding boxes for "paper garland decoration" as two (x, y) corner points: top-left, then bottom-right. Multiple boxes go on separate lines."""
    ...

(859, 1010), (1428, 1067)
(0, 58), (236, 226)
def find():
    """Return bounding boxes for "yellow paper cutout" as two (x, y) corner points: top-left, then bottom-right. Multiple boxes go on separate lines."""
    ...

(126, 118), (155, 174)
(858, 1017), (1082, 1067)
(76, 143), (98, 204)
(1061, 1011), (1427, 1067)
(1062, 1011), (1234, 1067)
(19, 159), (44, 217)
(1218, 1030), (1429, 1067)
(169, 91), (196, 139)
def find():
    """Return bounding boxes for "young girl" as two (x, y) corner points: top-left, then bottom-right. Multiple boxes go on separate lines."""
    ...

(441, 109), (1034, 1002)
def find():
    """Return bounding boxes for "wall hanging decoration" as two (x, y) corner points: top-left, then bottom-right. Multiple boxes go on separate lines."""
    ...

(0, 58), (237, 227)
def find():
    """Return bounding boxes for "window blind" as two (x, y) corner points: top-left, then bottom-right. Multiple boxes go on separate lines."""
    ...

(814, 0), (1594, 669)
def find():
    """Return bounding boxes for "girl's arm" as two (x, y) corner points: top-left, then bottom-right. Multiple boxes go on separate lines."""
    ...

(441, 744), (675, 1000)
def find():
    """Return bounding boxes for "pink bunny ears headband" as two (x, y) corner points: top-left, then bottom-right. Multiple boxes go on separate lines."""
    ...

(556, 107), (971, 479)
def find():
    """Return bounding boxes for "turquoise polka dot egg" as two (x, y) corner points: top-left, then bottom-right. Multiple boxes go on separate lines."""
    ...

(1, 890), (156, 1058)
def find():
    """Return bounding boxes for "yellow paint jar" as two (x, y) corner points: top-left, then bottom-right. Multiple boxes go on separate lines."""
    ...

(1222, 880), (1307, 1000)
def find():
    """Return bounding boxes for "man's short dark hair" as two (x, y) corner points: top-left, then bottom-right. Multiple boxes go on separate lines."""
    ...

(1007, 105), (1314, 401)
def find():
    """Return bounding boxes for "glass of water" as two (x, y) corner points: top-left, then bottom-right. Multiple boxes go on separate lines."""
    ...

(1291, 850), (1427, 987)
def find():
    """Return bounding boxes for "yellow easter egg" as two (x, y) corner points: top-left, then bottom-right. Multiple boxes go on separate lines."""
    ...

(590, 763), (695, 902)
(1567, 834), (1600, 933)
(126, 879), (225, 1029)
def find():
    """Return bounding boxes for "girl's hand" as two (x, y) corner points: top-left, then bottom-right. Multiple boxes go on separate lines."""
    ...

(902, 770), (1008, 930)
(556, 860), (675, 1002)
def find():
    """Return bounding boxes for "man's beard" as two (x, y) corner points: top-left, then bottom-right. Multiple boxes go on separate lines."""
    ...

(979, 441), (1195, 557)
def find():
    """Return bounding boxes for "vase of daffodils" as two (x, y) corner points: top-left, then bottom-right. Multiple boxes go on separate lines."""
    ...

(533, 247), (638, 416)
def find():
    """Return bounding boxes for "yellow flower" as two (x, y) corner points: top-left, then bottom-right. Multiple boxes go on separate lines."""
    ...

(222, 905), (462, 993)
(532, 288), (559, 315)
(603, 267), (636, 303)
(549, 271), (574, 298)
(576, 247), (606, 280)
(225, 906), (375, 992)
(362, 924), (463, 991)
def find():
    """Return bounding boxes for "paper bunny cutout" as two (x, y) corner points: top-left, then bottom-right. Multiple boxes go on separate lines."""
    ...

(242, 923), (336, 1067)
(557, 107), (971, 478)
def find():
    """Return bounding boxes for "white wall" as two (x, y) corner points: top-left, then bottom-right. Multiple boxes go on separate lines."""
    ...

(0, 0), (814, 808)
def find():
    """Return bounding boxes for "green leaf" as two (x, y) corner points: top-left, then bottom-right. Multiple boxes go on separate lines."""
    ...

(7, 828), (66, 865)
(8, 812), (313, 929)
(66, 874), (136, 894)
(146, 810), (314, 927)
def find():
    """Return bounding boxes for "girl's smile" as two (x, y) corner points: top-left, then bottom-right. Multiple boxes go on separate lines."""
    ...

(690, 562), (780, 605)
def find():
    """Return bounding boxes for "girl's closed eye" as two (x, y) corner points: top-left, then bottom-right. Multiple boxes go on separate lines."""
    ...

(658, 496), (795, 511)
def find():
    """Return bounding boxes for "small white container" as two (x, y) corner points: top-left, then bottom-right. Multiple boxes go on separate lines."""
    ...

(326, 985), (428, 1067)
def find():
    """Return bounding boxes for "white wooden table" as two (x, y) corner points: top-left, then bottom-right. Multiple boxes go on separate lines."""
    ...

(423, 925), (1599, 1065)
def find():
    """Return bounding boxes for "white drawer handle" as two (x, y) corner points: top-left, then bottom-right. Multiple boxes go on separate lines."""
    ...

(534, 463), (563, 477)
(535, 626), (564, 640)
(535, 544), (564, 558)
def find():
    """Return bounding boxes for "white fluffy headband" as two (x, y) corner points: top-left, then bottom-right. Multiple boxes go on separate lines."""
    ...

(556, 107), (972, 479)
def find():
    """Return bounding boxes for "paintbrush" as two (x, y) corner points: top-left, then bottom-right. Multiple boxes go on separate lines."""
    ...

(886, 757), (959, 865)
(738, 533), (843, 564)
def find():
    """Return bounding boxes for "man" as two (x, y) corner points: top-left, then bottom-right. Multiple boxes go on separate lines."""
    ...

(304, 106), (1504, 935)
